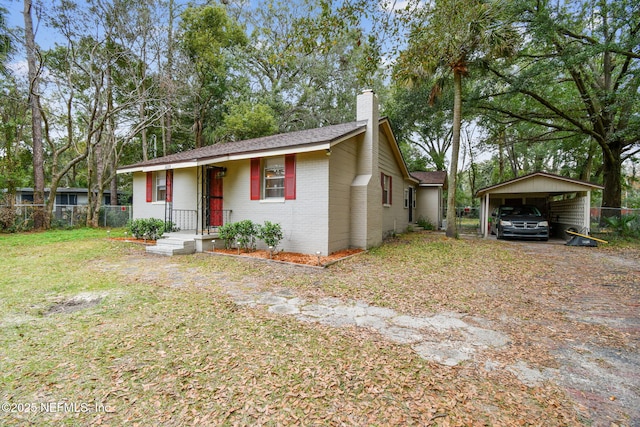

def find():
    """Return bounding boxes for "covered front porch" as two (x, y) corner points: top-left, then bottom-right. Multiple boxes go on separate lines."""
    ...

(146, 165), (234, 256)
(162, 165), (233, 235)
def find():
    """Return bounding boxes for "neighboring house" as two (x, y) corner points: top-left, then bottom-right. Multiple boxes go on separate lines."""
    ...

(411, 171), (447, 229)
(117, 90), (421, 255)
(9, 187), (119, 207)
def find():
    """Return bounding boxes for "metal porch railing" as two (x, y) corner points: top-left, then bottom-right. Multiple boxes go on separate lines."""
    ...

(202, 209), (232, 235)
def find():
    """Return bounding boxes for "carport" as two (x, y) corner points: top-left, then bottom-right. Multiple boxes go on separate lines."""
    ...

(477, 172), (603, 239)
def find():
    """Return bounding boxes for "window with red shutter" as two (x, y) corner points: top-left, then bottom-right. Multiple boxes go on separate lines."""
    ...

(284, 154), (296, 200)
(166, 170), (173, 203)
(251, 155), (296, 200)
(250, 158), (261, 200)
(146, 172), (153, 202)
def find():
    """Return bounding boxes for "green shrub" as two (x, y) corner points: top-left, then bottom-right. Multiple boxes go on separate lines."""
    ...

(603, 214), (640, 237)
(0, 206), (17, 232)
(259, 221), (283, 249)
(416, 216), (435, 230)
(128, 218), (175, 240)
(218, 222), (239, 249)
(236, 219), (258, 251)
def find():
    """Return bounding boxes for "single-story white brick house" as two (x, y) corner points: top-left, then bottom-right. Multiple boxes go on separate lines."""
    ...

(117, 91), (420, 255)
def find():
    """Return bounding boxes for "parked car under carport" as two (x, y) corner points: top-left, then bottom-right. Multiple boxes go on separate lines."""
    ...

(476, 172), (604, 240)
(491, 205), (549, 241)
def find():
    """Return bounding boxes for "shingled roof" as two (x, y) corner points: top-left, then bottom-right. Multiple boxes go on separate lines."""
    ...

(411, 171), (448, 188)
(118, 120), (367, 172)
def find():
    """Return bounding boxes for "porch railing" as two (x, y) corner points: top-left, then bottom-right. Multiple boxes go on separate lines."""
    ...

(167, 209), (232, 234)
(171, 209), (198, 231)
(202, 209), (232, 235)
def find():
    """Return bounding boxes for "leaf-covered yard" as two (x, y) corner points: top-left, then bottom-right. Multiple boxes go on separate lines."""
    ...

(1, 229), (638, 426)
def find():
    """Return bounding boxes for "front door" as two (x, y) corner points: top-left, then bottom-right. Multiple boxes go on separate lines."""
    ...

(408, 187), (414, 223)
(208, 168), (224, 227)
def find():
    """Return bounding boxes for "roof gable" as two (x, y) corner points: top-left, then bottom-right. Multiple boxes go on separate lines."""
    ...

(379, 118), (418, 184)
(476, 172), (603, 197)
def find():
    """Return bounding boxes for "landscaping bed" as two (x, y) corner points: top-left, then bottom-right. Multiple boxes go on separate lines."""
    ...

(208, 247), (364, 266)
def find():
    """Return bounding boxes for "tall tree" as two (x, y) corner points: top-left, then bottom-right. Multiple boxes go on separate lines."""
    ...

(479, 0), (640, 210)
(180, 4), (247, 148)
(23, 0), (46, 229)
(0, 77), (31, 207)
(385, 82), (454, 171)
(45, 0), (166, 226)
(160, 0), (177, 158)
(0, 6), (11, 75)
(395, 0), (518, 237)
(232, 0), (376, 133)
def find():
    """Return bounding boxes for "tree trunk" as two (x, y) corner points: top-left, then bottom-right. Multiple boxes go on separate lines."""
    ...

(140, 110), (148, 161)
(579, 140), (597, 182)
(194, 108), (204, 148)
(601, 141), (622, 213)
(163, 0), (175, 157)
(110, 155), (118, 205)
(445, 69), (462, 238)
(2, 109), (16, 206)
(498, 131), (505, 181)
(23, 0), (46, 229)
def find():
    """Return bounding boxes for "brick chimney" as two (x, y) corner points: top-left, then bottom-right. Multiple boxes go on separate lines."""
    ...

(350, 90), (383, 249)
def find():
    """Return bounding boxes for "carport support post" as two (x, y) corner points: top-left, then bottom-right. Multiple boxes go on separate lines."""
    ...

(482, 193), (490, 238)
(584, 191), (591, 233)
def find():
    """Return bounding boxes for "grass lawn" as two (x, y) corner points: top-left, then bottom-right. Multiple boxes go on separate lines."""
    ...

(1, 229), (637, 425)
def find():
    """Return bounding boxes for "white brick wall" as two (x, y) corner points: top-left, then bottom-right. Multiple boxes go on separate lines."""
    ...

(172, 168), (198, 211)
(329, 138), (358, 253)
(221, 152), (331, 255)
(132, 172), (165, 220)
(379, 131), (410, 236)
(416, 187), (442, 227)
(132, 170), (198, 222)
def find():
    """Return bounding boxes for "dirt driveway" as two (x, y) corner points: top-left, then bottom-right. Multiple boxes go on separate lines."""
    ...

(262, 236), (640, 426)
(108, 234), (639, 425)
(486, 239), (640, 426)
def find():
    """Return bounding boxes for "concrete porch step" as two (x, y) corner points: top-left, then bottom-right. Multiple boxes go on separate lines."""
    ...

(146, 235), (196, 256)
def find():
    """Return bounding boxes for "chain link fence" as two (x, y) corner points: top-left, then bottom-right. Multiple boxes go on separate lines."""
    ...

(0, 204), (132, 231)
(453, 206), (481, 235)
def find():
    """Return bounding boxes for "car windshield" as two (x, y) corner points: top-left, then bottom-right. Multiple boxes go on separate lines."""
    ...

(499, 206), (542, 217)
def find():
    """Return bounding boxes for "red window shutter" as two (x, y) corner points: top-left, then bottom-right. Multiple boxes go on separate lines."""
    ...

(146, 172), (153, 202)
(250, 158), (261, 200)
(166, 170), (173, 203)
(381, 172), (385, 204)
(284, 154), (296, 200)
